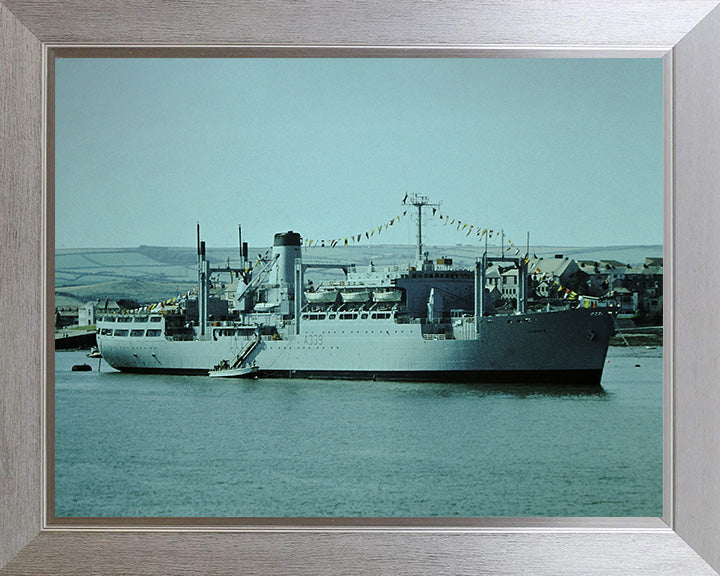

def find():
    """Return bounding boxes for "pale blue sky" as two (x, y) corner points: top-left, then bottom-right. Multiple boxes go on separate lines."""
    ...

(55, 58), (662, 250)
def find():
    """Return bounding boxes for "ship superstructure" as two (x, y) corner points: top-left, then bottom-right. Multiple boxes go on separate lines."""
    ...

(96, 196), (615, 384)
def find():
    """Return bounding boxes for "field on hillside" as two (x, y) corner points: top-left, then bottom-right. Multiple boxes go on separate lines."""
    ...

(55, 243), (662, 306)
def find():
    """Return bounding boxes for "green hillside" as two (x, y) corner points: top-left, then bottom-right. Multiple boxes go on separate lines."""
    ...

(55, 243), (662, 306)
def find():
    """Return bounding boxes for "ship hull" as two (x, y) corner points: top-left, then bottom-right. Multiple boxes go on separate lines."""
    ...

(97, 308), (614, 385)
(112, 366), (604, 385)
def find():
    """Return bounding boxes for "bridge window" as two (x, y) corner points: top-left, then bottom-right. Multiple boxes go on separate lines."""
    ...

(113, 329), (129, 337)
(130, 330), (145, 337)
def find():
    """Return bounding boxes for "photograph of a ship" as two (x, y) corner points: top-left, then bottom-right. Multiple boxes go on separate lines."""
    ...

(55, 57), (663, 518)
(95, 198), (615, 383)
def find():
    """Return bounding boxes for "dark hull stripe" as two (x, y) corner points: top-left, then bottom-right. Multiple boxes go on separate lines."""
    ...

(112, 367), (604, 386)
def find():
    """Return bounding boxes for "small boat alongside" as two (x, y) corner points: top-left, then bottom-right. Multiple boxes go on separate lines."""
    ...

(208, 365), (259, 378)
(86, 346), (102, 358)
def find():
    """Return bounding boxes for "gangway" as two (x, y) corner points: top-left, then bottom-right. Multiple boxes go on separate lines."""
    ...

(208, 331), (261, 378)
(230, 331), (261, 369)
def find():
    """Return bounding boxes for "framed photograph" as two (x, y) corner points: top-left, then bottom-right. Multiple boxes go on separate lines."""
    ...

(2, 1), (720, 574)
(50, 54), (664, 523)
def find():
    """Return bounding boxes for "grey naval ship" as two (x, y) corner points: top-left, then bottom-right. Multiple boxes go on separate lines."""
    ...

(96, 196), (615, 385)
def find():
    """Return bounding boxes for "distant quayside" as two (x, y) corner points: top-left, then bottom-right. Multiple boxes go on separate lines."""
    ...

(96, 195), (616, 385)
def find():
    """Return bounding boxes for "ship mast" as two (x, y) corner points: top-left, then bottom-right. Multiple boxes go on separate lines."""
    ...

(404, 193), (439, 267)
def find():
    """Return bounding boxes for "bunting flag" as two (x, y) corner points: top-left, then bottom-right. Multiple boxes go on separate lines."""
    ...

(302, 209), (415, 248)
(301, 206), (537, 264)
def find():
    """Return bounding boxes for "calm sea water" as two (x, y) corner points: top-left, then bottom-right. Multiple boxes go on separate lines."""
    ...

(54, 346), (662, 517)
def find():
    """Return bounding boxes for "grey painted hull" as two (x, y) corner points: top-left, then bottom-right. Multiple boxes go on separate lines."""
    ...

(97, 308), (614, 385)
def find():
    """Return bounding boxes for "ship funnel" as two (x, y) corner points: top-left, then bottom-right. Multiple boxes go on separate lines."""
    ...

(270, 231), (302, 309)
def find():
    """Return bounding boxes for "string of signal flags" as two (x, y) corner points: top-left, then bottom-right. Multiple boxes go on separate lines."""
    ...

(302, 194), (581, 301)
(302, 199), (526, 258)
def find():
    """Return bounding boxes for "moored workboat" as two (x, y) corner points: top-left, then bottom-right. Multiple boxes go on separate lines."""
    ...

(208, 365), (259, 378)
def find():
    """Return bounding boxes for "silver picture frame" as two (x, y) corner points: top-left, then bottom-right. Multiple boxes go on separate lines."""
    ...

(2, 1), (720, 574)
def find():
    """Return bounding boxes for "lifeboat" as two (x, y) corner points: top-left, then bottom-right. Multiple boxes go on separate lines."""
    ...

(340, 290), (371, 303)
(304, 289), (339, 304)
(372, 289), (402, 303)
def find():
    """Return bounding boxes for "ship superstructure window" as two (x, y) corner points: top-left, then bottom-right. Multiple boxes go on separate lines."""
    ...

(117, 317), (132, 323)
(135, 316), (148, 322)
(340, 313), (357, 320)
(215, 329), (236, 337)
(130, 330), (145, 337)
(146, 329), (162, 337)
(100, 328), (112, 336)
(150, 316), (162, 322)
(113, 329), (129, 336)
(371, 312), (391, 319)
(303, 313), (327, 320)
